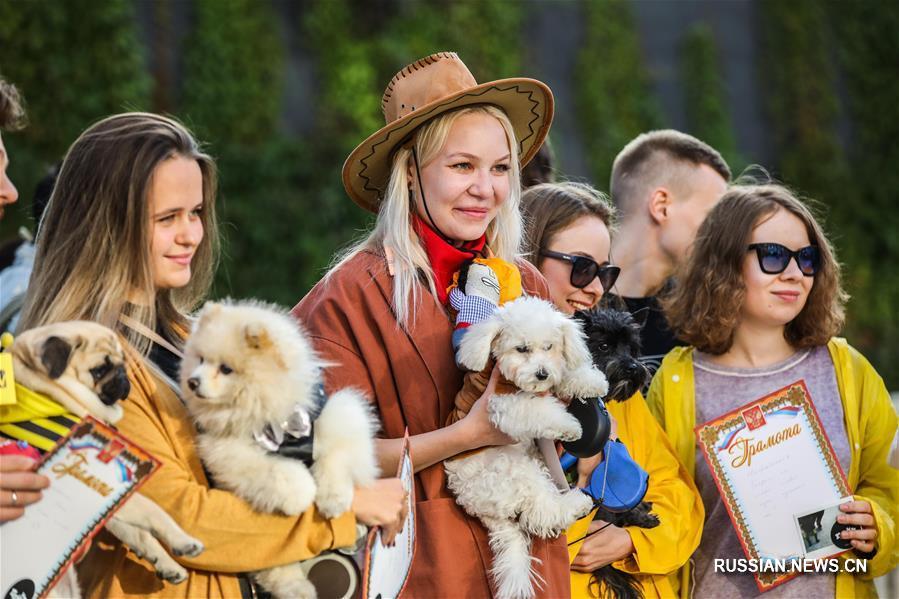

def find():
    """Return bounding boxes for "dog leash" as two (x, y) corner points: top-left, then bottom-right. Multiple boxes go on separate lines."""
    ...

(118, 314), (184, 360)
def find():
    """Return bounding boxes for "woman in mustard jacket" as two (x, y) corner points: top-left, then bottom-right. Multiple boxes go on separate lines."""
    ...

(17, 113), (406, 598)
(521, 182), (705, 598)
(648, 183), (898, 598)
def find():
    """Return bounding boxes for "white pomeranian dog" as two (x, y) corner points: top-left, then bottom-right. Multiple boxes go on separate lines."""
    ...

(181, 300), (379, 599)
(445, 297), (608, 599)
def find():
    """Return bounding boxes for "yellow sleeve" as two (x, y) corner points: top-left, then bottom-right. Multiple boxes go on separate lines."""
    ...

(608, 393), (704, 575)
(645, 365), (666, 425)
(851, 356), (898, 578)
(120, 380), (358, 573)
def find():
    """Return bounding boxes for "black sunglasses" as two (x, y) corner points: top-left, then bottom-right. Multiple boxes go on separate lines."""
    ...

(540, 249), (621, 290)
(747, 243), (821, 276)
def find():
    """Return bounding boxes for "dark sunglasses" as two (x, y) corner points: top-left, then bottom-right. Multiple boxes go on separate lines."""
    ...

(747, 243), (820, 276)
(540, 249), (621, 290)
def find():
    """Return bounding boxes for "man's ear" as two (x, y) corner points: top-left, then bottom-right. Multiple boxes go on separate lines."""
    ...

(648, 188), (671, 225)
(41, 336), (73, 379)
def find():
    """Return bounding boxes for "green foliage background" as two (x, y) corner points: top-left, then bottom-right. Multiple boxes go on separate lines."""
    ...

(1, 0), (897, 386)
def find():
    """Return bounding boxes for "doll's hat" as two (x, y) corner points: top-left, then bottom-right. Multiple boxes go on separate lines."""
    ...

(342, 52), (554, 212)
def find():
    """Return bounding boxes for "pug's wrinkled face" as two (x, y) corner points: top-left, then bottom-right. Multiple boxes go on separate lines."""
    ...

(18, 321), (131, 406)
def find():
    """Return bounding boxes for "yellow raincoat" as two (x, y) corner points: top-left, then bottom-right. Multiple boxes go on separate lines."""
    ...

(568, 392), (705, 598)
(646, 338), (898, 598)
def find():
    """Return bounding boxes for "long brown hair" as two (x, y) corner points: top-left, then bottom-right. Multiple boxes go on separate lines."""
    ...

(663, 184), (846, 354)
(520, 181), (616, 269)
(18, 113), (219, 355)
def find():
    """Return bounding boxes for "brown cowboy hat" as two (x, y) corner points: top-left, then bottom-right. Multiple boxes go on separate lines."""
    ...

(342, 52), (554, 213)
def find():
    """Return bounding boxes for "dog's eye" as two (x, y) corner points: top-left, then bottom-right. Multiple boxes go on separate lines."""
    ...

(598, 343), (610, 353)
(219, 364), (233, 375)
(89, 357), (113, 382)
(543, 343), (553, 351)
(515, 345), (530, 354)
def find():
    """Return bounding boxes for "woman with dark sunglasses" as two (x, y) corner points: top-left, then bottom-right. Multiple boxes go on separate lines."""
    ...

(522, 182), (619, 315)
(650, 184), (897, 598)
(522, 182), (704, 599)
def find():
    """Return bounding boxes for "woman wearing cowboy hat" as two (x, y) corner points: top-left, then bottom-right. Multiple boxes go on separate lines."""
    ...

(291, 52), (569, 597)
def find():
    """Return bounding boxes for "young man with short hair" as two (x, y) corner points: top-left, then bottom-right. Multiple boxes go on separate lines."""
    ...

(608, 130), (731, 380)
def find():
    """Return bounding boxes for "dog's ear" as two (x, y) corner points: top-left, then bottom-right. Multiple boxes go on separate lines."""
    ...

(41, 336), (73, 379)
(559, 318), (593, 370)
(456, 318), (502, 372)
(244, 323), (274, 351)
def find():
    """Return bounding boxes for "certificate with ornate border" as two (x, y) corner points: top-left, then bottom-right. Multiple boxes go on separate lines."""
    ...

(362, 429), (416, 599)
(695, 380), (850, 591)
(1, 416), (159, 599)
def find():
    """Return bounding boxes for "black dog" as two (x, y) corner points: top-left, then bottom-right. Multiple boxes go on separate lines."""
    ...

(574, 308), (659, 599)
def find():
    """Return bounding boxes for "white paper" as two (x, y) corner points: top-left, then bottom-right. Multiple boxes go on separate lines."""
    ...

(705, 404), (845, 561)
(0, 419), (155, 599)
(365, 440), (415, 599)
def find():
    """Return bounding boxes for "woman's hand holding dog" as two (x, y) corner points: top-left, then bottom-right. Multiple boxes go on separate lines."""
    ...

(0, 454), (50, 522)
(460, 367), (515, 450)
(571, 520), (635, 571)
(838, 500), (878, 554)
(352, 478), (408, 546)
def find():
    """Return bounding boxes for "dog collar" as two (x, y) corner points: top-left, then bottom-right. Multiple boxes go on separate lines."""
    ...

(252, 382), (327, 466)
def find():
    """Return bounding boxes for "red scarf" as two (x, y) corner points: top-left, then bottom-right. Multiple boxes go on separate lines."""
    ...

(413, 214), (486, 304)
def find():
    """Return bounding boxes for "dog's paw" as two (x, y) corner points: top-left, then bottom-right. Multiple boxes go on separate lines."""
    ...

(280, 576), (317, 599)
(266, 465), (317, 515)
(172, 539), (204, 558)
(155, 562), (189, 585)
(256, 568), (317, 599)
(554, 419), (583, 442)
(314, 477), (354, 519)
(568, 489), (594, 521)
(274, 485), (317, 517)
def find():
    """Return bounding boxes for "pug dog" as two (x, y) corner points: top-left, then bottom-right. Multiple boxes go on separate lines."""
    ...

(12, 321), (132, 425)
(9, 321), (204, 596)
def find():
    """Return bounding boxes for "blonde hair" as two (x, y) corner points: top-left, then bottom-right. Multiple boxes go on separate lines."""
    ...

(333, 105), (522, 328)
(18, 113), (219, 355)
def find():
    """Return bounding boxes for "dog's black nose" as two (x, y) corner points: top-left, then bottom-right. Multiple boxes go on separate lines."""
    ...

(100, 371), (131, 405)
(625, 361), (641, 376)
(187, 377), (200, 392)
(536, 369), (548, 381)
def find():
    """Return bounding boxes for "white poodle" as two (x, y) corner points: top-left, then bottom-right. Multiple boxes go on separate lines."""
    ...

(445, 296), (608, 599)
(181, 300), (379, 599)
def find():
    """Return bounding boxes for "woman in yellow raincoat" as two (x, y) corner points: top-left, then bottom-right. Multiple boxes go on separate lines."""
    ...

(648, 184), (897, 598)
(521, 182), (704, 598)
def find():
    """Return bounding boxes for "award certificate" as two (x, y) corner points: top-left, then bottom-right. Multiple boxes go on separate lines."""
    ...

(1, 417), (160, 599)
(695, 380), (851, 591)
(362, 430), (416, 599)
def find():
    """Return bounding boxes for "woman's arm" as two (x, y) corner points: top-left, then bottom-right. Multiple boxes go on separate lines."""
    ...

(375, 368), (513, 474)
(848, 360), (898, 577)
(312, 336), (513, 475)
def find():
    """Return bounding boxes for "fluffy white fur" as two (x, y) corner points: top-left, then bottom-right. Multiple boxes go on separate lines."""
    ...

(181, 300), (379, 599)
(10, 322), (204, 598)
(445, 297), (608, 599)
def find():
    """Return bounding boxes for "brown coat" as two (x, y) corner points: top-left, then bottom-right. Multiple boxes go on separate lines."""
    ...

(292, 249), (570, 599)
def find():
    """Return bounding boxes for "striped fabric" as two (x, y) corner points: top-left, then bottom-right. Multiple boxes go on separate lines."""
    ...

(0, 383), (80, 453)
